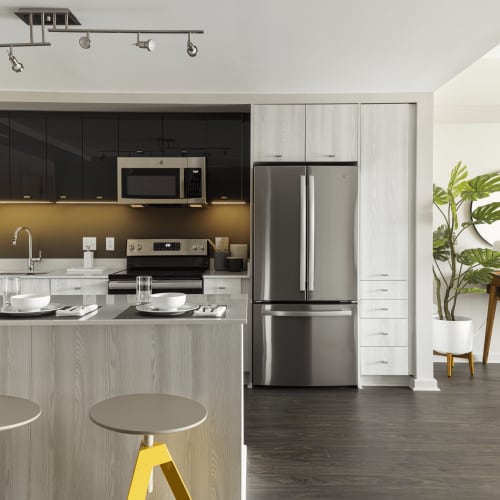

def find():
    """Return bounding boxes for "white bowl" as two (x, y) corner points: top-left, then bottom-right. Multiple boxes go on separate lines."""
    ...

(150, 292), (186, 310)
(10, 294), (51, 311)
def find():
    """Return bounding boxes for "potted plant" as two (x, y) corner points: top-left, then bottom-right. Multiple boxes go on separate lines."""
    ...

(433, 162), (500, 355)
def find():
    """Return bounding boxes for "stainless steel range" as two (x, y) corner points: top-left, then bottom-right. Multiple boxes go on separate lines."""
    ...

(108, 238), (208, 294)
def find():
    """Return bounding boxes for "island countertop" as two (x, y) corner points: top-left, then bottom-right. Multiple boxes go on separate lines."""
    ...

(0, 293), (247, 326)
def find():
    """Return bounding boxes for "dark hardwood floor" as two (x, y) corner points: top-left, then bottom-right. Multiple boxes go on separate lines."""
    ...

(245, 363), (500, 499)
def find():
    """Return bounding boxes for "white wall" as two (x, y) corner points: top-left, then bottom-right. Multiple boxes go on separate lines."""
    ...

(434, 112), (500, 361)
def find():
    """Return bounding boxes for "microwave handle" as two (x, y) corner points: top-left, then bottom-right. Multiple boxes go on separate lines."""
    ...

(180, 167), (185, 199)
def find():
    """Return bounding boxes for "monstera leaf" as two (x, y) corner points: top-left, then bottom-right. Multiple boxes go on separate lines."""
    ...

(457, 248), (500, 268)
(433, 225), (450, 261)
(433, 184), (448, 206)
(461, 267), (496, 287)
(447, 161), (469, 197)
(470, 202), (500, 225)
(461, 173), (500, 201)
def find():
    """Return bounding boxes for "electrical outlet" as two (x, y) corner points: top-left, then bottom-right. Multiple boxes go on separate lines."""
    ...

(106, 237), (115, 251)
(82, 237), (97, 251)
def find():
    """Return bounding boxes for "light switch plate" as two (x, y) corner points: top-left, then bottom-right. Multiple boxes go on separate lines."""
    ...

(82, 237), (97, 251)
(106, 237), (115, 251)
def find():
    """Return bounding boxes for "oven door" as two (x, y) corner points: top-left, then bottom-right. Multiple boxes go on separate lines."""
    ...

(117, 159), (185, 204)
(108, 279), (204, 295)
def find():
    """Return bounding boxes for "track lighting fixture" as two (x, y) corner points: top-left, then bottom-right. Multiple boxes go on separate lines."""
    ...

(7, 47), (24, 72)
(79, 33), (91, 49)
(186, 33), (198, 57)
(0, 7), (204, 73)
(134, 35), (155, 52)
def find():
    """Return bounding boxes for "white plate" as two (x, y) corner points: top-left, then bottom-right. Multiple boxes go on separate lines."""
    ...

(136, 303), (198, 316)
(0, 303), (65, 317)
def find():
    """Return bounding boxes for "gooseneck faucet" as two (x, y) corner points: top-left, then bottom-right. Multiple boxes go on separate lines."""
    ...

(12, 226), (42, 273)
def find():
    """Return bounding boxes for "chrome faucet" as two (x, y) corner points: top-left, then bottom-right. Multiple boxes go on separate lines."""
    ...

(12, 226), (42, 273)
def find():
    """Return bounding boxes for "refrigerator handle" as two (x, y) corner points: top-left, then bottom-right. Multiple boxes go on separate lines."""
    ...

(262, 310), (353, 317)
(308, 175), (315, 291)
(300, 175), (307, 291)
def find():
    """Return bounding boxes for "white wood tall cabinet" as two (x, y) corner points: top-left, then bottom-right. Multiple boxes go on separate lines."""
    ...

(358, 103), (415, 379)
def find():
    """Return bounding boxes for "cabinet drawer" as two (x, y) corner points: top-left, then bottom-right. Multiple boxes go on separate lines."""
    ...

(359, 318), (408, 347)
(50, 278), (108, 295)
(359, 300), (408, 318)
(203, 278), (241, 295)
(360, 347), (409, 375)
(359, 281), (407, 300)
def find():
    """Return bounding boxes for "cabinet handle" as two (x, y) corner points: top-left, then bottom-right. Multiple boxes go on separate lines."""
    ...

(273, 154), (283, 158)
(59, 195), (67, 199)
(23, 195), (32, 199)
(377, 360), (389, 365)
(377, 289), (389, 292)
(377, 308), (389, 311)
(217, 286), (226, 290)
(96, 195), (103, 200)
(376, 332), (389, 336)
(327, 154), (336, 158)
(380, 273), (389, 277)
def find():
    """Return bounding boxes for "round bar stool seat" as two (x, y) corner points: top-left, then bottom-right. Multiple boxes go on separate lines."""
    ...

(89, 393), (207, 435)
(89, 393), (207, 500)
(0, 395), (41, 431)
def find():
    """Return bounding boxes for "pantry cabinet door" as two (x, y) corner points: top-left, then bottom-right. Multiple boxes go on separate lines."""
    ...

(359, 104), (413, 281)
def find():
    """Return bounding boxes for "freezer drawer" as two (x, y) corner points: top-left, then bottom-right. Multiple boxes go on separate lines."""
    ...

(252, 303), (357, 386)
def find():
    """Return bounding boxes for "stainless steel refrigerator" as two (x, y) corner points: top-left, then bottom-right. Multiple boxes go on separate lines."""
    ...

(252, 163), (358, 386)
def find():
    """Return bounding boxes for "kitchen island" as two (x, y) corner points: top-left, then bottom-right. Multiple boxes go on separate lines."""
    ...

(0, 294), (247, 500)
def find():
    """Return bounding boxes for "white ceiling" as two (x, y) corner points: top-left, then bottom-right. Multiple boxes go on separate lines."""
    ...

(1, 0), (500, 100)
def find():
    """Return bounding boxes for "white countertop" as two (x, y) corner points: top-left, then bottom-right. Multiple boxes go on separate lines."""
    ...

(0, 294), (248, 326)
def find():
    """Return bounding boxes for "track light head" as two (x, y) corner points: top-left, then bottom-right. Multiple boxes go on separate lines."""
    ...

(186, 34), (198, 57)
(7, 47), (23, 73)
(79, 33), (91, 49)
(134, 37), (155, 52)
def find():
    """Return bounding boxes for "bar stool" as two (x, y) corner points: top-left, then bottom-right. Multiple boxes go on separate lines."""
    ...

(0, 395), (41, 432)
(89, 393), (207, 500)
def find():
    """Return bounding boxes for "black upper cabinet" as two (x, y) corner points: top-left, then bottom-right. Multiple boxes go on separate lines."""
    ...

(206, 113), (248, 202)
(241, 114), (250, 202)
(119, 113), (163, 156)
(10, 112), (51, 201)
(83, 113), (118, 201)
(0, 112), (10, 200)
(163, 113), (208, 156)
(47, 112), (83, 201)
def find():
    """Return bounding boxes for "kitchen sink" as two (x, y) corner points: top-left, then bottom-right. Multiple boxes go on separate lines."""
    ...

(0, 272), (48, 275)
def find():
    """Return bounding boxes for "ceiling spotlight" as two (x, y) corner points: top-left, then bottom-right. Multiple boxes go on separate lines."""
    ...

(79, 33), (91, 49)
(186, 33), (198, 57)
(134, 34), (155, 52)
(7, 47), (23, 73)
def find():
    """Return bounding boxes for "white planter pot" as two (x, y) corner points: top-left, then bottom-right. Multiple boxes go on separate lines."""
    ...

(433, 316), (473, 354)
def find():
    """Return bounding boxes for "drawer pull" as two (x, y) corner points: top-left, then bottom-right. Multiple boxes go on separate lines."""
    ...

(327, 154), (336, 158)
(23, 195), (32, 199)
(376, 332), (389, 336)
(377, 308), (389, 311)
(377, 360), (389, 364)
(377, 289), (389, 292)
(380, 273), (389, 277)
(217, 286), (226, 290)
(273, 154), (283, 158)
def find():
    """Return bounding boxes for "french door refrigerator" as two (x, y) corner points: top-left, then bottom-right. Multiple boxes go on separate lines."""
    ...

(253, 163), (358, 386)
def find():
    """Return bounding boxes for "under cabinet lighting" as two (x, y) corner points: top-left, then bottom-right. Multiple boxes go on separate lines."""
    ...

(129, 204), (145, 208)
(210, 200), (248, 205)
(188, 204), (204, 208)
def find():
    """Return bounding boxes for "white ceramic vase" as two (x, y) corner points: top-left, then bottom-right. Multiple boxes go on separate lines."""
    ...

(433, 315), (473, 354)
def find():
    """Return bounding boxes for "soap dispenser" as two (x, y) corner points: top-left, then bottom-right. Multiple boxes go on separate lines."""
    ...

(83, 245), (94, 269)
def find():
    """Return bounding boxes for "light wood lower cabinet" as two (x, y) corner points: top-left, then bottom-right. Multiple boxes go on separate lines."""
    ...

(359, 347), (409, 375)
(203, 276), (251, 382)
(50, 278), (108, 295)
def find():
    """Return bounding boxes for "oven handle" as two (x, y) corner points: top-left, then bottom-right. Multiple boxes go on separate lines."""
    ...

(108, 280), (203, 290)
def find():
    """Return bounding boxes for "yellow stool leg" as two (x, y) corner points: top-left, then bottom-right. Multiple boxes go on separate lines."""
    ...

(127, 442), (191, 500)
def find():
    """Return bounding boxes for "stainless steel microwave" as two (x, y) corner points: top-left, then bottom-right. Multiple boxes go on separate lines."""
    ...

(117, 157), (206, 205)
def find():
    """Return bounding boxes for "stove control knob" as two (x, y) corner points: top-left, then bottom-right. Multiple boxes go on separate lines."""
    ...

(200, 244), (205, 250)
(137, 244), (142, 251)
(129, 244), (135, 251)
(192, 245), (198, 250)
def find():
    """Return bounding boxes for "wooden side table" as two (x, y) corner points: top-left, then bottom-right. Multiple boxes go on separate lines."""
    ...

(483, 272), (500, 364)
